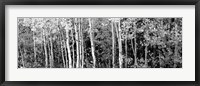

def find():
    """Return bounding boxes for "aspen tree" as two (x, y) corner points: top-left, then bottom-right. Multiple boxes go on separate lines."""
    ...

(65, 19), (72, 68)
(111, 20), (115, 68)
(75, 18), (80, 68)
(118, 19), (123, 68)
(89, 18), (96, 68)
(80, 18), (85, 68)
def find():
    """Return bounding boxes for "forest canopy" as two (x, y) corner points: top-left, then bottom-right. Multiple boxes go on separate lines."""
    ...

(18, 17), (182, 68)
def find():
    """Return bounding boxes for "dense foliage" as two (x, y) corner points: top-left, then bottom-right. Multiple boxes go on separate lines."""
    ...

(18, 18), (182, 68)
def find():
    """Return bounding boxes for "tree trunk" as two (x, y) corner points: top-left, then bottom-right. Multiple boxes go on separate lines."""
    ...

(48, 42), (52, 68)
(154, 45), (156, 68)
(125, 31), (128, 68)
(118, 21), (123, 68)
(50, 37), (54, 68)
(58, 28), (66, 68)
(21, 49), (25, 68)
(71, 27), (75, 68)
(61, 41), (66, 68)
(65, 25), (72, 68)
(144, 45), (148, 67)
(43, 29), (48, 68)
(174, 42), (178, 67)
(63, 39), (68, 68)
(115, 22), (119, 40)
(111, 21), (115, 68)
(89, 18), (96, 68)
(80, 18), (85, 68)
(134, 28), (138, 67)
(159, 50), (161, 68)
(174, 23), (178, 68)
(67, 35), (72, 68)
(78, 18), (82, 68)
(33, 33), (37, 64)
(75, 18), (80, 68)
(131, 38), (135, 65)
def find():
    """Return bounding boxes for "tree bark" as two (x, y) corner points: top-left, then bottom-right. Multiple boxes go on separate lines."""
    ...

(111, 21), (115, 68)
(174, 42), (178, 67)
(125, 30), (128, 68)
(145, 45), (148, 67)
(58, 27), (66, 68)
(89, 18), (96, 68)
(50, 37), (54, 68)
(61, 41), (66, 68)
(159, 50), (161, 68)
(71, 26), (75, 68)
(48, 42), (52, 68)
(134, 27), (138, 67)
(75, 18), (80, 68)
(80, 18), (85, 68)
(33, 33), (37, 64)
(114, 22), (119, 39)
(118, 20), (123, 68)
(78, 18), (82, 68)
(63, 39), (68, 68)
(174, 22), (178, 68)
(65, 24), (72, 68)
(131, 38), (135, 65)
(21, 49), (25, 68)
(43, 29), (48, 68)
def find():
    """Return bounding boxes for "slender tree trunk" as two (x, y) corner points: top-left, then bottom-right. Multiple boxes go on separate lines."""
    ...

(160, 18), (164, 68)
(21, 49), (25, 68)
(50, 37), (54, 68)
(71, 30), (75, 68)
(58, 27), (66, 68)
(33, 33), (37, 64)
(63, 39), (68, 68)
(145, 45), (148, 67)
(80, 18), (85, 68)
(48, 42), (52, 68)
(174, 42), (178, 67)
(111, 21), (115, 68)
(154, 45), (156, 68)
(59, 27), (66, 68)
(174, 23), (178, 68)
(65, 25), (72, 68)
(159, 50), (161, 68)
(134, 29), (138, 67)
(61, 41), (66, 68)
(131, 39), (134, 54)
(131, 38), (135, 65)
(66, 36), (72, 68)
(115, 22), (119, 40)
(43, 29), (48, 68)
(78, 18), (82, 68)
(118, 21), (123, 68)
(89, 18), (96, 68)
(75, 18), (80, 68)
(125, 31), (128, 68)
(79, 19), (82, 68)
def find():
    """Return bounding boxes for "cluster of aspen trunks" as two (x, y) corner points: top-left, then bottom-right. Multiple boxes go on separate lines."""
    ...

(18, 17), (182, 68)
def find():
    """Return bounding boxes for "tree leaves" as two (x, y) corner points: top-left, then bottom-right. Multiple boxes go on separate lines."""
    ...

(18, 17), (182, 68)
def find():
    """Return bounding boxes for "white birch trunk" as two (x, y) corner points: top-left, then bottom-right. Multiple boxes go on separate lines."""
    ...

(65, 24), (72, 68)
(111, 21), (115, 68)
(89, 18), (96, 68)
